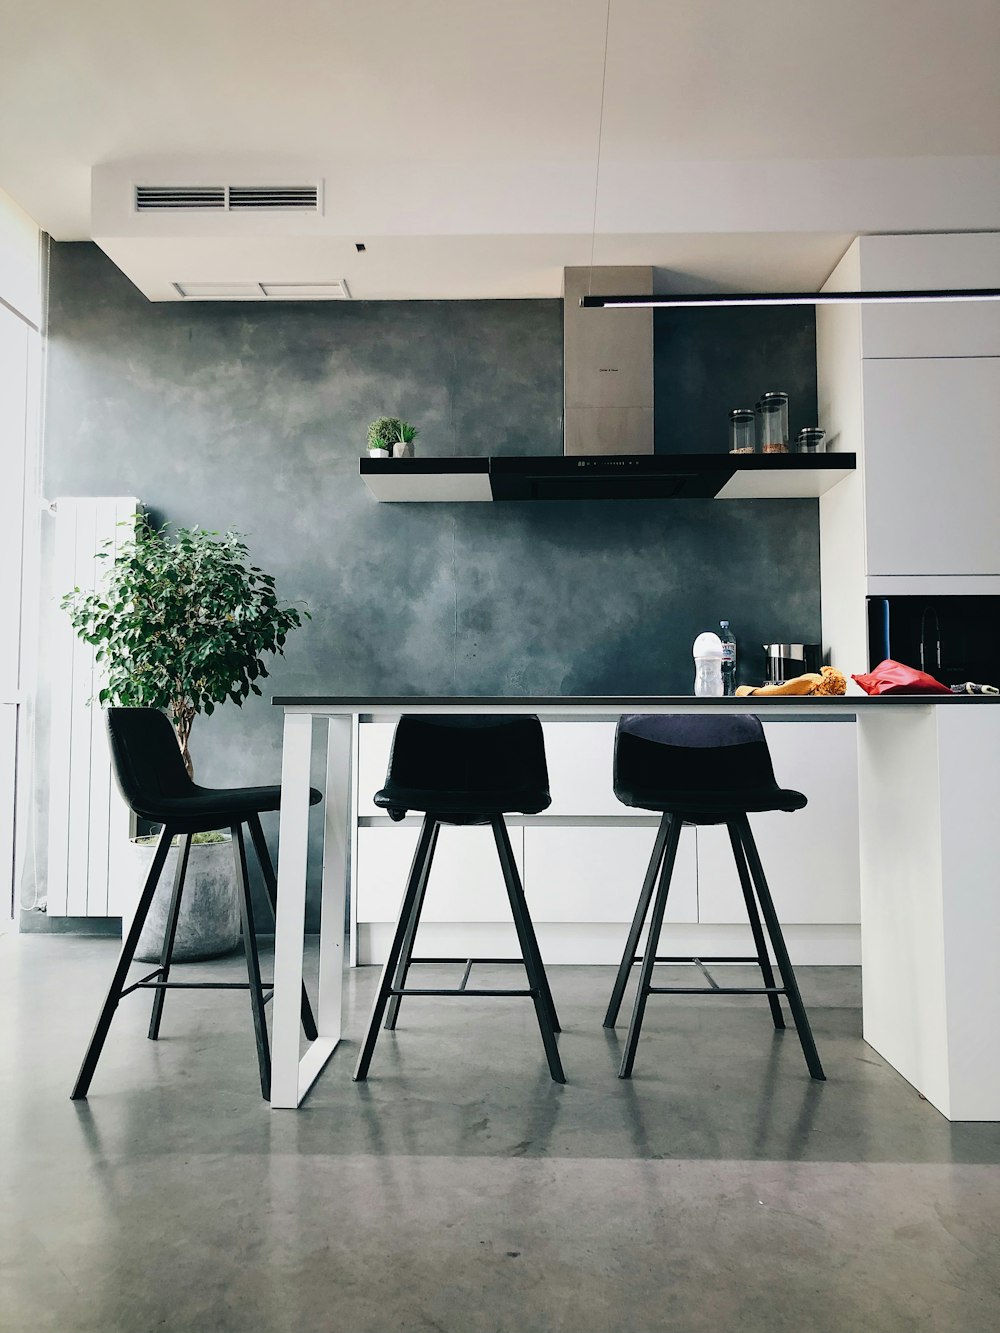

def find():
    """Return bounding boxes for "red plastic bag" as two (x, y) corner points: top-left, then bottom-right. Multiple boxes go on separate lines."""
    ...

(851, 659), (951, 696)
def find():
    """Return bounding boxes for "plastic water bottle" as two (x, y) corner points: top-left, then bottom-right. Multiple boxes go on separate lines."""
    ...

(719, 620), (737, 695)
(692, 631), (724, 697)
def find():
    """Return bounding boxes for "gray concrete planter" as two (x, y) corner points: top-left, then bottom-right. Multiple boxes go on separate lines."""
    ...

(129, 836), (241, 963)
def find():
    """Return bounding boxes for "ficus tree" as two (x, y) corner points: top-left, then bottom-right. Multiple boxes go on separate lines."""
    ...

(62, 517), (309, 775)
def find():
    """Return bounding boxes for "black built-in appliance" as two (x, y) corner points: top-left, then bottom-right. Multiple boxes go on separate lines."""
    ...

(866, 595), (1000, 689)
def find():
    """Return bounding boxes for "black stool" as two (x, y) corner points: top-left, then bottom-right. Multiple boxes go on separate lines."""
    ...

(605, 713), (825, 1082)
(354, 714), (565, 1084)
(71, 707), (321, 1101)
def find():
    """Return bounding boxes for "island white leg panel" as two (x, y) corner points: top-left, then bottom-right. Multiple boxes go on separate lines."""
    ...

(317, 717), (355, 1042)
(858, 705), (1000, 1120)
(272, 712), (346, 1108)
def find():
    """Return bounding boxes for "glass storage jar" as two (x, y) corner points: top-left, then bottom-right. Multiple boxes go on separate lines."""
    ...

(759, 391), (789, 453)
(728, 407), (756, 454)
(796, 427), (826, 454)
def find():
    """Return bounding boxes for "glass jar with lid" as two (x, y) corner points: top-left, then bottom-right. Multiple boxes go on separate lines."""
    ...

(728, 407), (756, 454)
(796, 427), (826, 454)
(759, 391), (789, 453)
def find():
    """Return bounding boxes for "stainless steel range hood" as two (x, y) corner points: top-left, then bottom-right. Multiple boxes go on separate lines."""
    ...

(563, 265), (653, 456)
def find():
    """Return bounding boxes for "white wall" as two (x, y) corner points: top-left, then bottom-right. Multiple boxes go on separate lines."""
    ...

(0, 189), (41, 921)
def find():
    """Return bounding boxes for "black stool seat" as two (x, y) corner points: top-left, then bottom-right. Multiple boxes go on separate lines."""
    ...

(71, 707), (320, 1101)
(107, 709), (321, 831)
(374, 715), (550, 823)
(606, 713), (824, 1083)
(356, 714), (564, 1083)
(125, 785), (320, 832)
(614, 714), (807, 820)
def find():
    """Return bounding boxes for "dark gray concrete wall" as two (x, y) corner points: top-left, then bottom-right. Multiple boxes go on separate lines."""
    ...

(34, 242), (821, 925)
(654, 306), (819, 454)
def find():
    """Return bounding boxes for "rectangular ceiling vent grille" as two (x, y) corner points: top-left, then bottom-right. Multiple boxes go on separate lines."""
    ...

(228, 185), (319, 211)
(135, 185), (320, 213)
(135, 185), (226, 211)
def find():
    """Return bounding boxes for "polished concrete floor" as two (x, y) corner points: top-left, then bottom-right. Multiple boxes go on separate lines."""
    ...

(2, 929), (1000, 1333)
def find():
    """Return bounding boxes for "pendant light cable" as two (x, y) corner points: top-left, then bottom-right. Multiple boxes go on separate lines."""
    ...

(588, 0), (612, 296)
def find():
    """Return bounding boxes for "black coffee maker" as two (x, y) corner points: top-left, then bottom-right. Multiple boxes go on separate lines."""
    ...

(762, 643), (823, 684)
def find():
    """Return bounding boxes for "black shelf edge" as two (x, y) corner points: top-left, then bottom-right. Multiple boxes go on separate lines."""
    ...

(359, 453), (857, 502)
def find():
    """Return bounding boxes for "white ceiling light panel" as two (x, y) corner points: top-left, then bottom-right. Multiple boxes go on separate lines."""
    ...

(173, 279), (351, 300)
(173, 281), (264, 298)
(259, 280), (350, 299)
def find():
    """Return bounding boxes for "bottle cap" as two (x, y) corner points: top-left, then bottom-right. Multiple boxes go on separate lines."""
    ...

(720, 620), (729, 629)
(692, 631), (724, 659)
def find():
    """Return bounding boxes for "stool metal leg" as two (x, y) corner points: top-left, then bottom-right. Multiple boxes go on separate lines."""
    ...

(619, 815), (682, 1079)
(233, 823), (271, 1099)
(71, 824), (174, 1100)
(492, 817), (565, 1084)
(727, 822), (785, 1032)
(147, 832), (192, 1040)
(735, 815), (825, 1081)
(604, 814), (671, 1028)
(493, 816), (561, 1035)
(354, 815), (438, 1081)
(246, 812), (318, 1041)
(385, 818), (440, 1030)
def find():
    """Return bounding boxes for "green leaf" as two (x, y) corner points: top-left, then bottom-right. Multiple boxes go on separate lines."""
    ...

(60, 515), (307, 718)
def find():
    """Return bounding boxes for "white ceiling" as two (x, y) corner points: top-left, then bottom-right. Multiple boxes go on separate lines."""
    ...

(1, 0), (998, 299)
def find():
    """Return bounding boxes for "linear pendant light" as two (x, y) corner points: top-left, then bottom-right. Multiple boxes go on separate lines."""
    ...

(580, 4), (1000, 313)
(580, 288), (1000, 308)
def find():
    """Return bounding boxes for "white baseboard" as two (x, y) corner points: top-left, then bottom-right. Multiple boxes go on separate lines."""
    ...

(356, 921), (861, 968)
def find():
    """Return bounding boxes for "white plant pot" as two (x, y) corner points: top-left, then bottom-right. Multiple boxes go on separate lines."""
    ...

(126, 837), (241, 963)
(368, 447), (389, 458)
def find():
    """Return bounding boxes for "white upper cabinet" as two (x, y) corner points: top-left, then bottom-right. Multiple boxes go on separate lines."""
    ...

(858, 233), (1000, 360)
(819, 232), (1000, 637)
(863, 356), (1000, 577)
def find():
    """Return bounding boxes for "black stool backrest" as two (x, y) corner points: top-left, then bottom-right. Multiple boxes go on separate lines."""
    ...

(106, 707), (195, 816)
(615, 713), (779, 800)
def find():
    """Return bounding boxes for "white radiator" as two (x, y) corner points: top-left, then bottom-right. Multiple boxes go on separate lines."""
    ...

(45, 498), (138, 917)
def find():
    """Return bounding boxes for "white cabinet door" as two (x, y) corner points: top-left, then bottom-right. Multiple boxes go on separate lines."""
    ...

(863, 357), (1000, 577)
(697, 722), (859, 926)
(522, 824), (697, 923)
(859, 233), (1000, 360)
(357, 824), (525, 924)
(357, 722), (394, 817)
(540, 721), (621, 814)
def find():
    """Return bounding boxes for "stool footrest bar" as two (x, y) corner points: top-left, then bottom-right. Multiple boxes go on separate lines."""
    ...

(408, 956), (526, 965)
(388, 987), (535, 998)
(122, 979), (275, 999)
(633, 955), (762, 965)
(646, 985), (787, 996)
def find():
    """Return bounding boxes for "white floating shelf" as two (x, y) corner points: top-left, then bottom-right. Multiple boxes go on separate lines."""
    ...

(361, 454), (856, 503)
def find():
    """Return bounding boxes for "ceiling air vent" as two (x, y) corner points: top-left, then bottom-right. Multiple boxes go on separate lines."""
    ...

(135, 184), (320, 213)
(136, 185), (226, 211)
(227, 185), (319, 211)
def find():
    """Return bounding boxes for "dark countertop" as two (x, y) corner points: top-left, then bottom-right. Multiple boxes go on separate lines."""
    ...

(273, 693), (1000, 707)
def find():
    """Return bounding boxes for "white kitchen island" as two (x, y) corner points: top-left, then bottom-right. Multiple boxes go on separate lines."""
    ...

(270, 693), (1000, 1120)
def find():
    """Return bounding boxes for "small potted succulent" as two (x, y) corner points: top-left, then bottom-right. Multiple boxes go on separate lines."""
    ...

(392, 420), (418, 459)
(367, 416), (418, 458)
